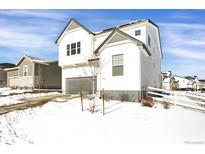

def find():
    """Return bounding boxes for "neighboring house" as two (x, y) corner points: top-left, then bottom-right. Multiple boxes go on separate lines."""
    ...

(0, 63), (15, 87)
(173, 76), (189, 90)
(198, 79), (205, 91)
(56, 18), (162, 101)
(5, 55), (61, 89)
(184, 76), (198, 90)
(0, 68), (7, 87)
(172, 75), (198, 91)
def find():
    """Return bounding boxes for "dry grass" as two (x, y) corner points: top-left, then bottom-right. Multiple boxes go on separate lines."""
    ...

(162, 101), (170, 109)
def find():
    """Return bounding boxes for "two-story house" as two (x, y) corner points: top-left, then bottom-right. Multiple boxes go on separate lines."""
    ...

(56, 18), (162, 101)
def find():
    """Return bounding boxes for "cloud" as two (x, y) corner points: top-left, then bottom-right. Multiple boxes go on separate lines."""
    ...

(162, 59), (205, 78)
(0, 10), (69, 21)
(166, 48), (205, 61)
(0, 18), (59, 50)
(159, 22), (205, 78)
(159, 22), (205, 30)
(170, 13), (196, 19)
(159, 22), (205, 57)
(0, 10), (63, 62)
(0, 27), (55, 48)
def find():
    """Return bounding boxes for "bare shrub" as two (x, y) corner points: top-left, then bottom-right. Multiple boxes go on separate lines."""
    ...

(87, 95), (99, 113)
(171, 81), (179, 90)
(119, 92), (129, 102)
(88, 101), (96, 113)
(141, 96), (154, 107)
(162, 101), (170, 109)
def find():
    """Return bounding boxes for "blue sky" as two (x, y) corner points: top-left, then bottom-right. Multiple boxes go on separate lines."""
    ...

(0, 9), (205, 78)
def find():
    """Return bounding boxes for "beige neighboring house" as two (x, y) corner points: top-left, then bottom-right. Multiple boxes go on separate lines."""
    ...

(5, 55), (61, 89)
(0, 68), (7, 87)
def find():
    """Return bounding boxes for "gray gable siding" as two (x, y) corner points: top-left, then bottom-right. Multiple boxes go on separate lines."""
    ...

(18, 58), (33, 77)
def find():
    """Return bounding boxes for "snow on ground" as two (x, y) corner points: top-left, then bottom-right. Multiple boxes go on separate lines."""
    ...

(188, 91), (205, 97)
(0, 97), (205, 145)
(0, 87), (32, 96)
(0, 92), (60, 106)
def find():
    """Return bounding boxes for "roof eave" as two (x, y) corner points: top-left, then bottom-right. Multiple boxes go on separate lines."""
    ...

(4, 67), (19, 71)
(55, 18), (95, 44)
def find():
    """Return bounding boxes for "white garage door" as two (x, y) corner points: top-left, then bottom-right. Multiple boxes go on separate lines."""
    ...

(65, 77), (97, 94)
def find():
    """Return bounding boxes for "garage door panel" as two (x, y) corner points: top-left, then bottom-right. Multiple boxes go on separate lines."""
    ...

(66, 77), (97, 94)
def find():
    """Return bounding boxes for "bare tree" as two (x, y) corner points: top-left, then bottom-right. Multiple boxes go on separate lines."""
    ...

(87, 58), (99, 113)
(81, 55), (108, 113)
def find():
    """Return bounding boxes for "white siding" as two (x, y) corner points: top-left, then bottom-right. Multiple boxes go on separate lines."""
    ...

(58, 27), (94, 67)
(58, 20), (162, 93)
(94, 24), (147, 50)
(99, 41), (141, 91)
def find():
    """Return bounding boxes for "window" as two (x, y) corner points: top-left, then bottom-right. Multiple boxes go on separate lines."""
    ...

(71, 43), (76, 55)
(148, 35), (151, 47)
(23, 66), (28, 76)
(77, 42), (81, 54)
(112, 54), (123, 76)
(135, 30), (141, 36)
(67, 41), (81, 56)
(67, 44), (70, 56)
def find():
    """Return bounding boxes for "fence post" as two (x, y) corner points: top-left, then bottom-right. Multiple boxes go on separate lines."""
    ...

(174, 91), (177, 107)
(80, 91), (83, 111)
(102, 89), (105, 115)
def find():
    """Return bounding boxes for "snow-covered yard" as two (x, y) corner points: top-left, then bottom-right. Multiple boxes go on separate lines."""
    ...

(0, 87), (60, 106)
(0, 87), (32, 96)
(0, 96), (205, 145)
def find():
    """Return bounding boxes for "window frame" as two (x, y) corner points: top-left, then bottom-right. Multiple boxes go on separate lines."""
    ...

(77, 41), (81, 54)
(67, 41), (81, 56)
(71, 43), (76, 55)
(67, 44), (70, 56)
(112, 54), (124, 76)
(148, 35), (151, 47)
(135, 30), (141, 36)
(23, 65), (28, 77)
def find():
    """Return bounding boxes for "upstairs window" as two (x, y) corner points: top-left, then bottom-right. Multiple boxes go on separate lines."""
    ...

(71, 43), (76, 55)
(135, 30), (141, 36)
(112, 54), (124, 76)
(77, 42), (81, 54)
(23, 65), (28, 76)
(67, 44), (70, 56)
(148, 35), (151, 47)
(67, 41), (81, 56)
